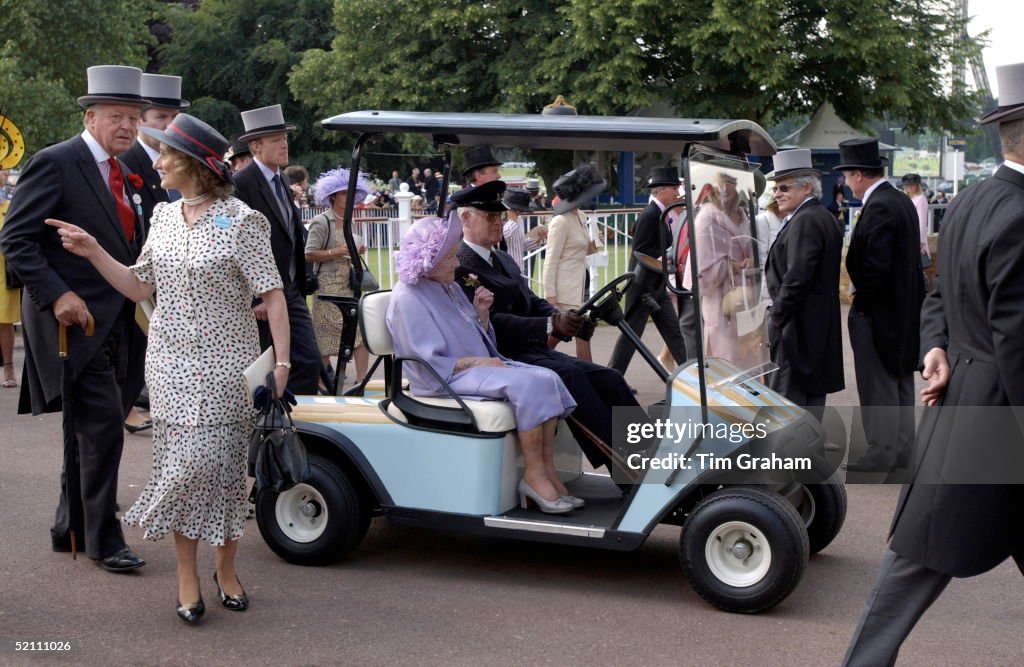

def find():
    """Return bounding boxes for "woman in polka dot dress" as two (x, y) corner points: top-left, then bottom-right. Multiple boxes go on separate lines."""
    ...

(47, 114), (290, 624)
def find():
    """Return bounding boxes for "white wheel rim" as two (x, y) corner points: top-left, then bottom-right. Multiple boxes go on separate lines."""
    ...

(275, 483), (328, 543)
(704, 520), (772, 587)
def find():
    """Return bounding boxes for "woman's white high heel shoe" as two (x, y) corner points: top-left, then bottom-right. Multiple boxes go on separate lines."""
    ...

(518, 480), (573, 514)
(560, 495), (586, 509)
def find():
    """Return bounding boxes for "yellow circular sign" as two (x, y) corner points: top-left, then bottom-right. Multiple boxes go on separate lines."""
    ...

(0, 113), (26, 169)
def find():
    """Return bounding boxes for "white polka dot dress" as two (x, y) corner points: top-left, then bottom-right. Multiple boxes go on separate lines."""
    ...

(123, 197), (282, 545)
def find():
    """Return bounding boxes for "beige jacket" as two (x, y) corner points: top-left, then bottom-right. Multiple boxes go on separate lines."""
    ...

(543, 210), (590, 308)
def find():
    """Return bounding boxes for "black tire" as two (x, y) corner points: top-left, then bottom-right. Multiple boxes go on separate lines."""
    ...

(680, 487), (809, 613)
(255, 453), (370, 566)
(804, 472), (848, 555)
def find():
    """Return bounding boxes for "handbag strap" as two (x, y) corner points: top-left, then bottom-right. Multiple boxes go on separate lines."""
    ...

(311, 213), (332, 272)
(263, 370), (296, 429)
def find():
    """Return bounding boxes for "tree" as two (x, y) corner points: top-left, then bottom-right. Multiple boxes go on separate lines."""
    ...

(293, 0), (985, 182)
(160, 0), (336, 159)
(0, 0), (155, 156)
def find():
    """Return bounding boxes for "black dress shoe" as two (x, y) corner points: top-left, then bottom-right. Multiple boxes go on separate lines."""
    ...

(98, 547), (146, 572)
(176, 597), (205, 624)
(124, 419), (153, 434)
(214, 572), (249, 611)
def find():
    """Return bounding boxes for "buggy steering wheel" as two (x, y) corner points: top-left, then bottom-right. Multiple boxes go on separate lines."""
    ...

(574, 272), (635, 320)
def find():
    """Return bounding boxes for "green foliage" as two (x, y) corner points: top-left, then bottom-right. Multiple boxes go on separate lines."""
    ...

(0, 0), (155, 155)
(160, 0), (335, 154)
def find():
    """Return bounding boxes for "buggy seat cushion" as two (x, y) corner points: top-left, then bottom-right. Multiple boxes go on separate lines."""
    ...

(387, 393), (517, 434)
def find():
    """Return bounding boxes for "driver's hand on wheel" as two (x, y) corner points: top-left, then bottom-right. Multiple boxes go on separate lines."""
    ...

(576, 315), (596, 342)
(551, 311), (583, 341)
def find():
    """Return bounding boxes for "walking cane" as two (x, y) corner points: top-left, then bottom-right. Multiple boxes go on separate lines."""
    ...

(59, 313), (95, 560)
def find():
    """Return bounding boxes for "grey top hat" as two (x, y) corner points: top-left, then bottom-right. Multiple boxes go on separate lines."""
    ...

(552, 163), (606, 215)
(834, 138), (889, 171)
(980, 62), (1024, 125)
(141, 74), (190, 110)
(767, 148), (821, 180)
(238, 104), (296, 142)
(462, 146), (502, 178)
(77, 65), (149, 109)
(503, 188), (533, 212)
(525, 178), (541, 192)
(646, 166), (680, 188)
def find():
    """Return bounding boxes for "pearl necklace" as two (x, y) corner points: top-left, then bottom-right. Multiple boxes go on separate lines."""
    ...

(183, 191), (212, 207)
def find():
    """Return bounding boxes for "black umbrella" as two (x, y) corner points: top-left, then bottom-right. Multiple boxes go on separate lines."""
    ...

(58, 314), (94, 559)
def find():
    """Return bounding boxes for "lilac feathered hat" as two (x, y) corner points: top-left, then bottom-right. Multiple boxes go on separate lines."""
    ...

(394, 215), (462, 284)
(314, 167), (371, 207)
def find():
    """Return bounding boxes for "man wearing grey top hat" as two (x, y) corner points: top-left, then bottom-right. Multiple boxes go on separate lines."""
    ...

(122, 73), (189, 223)
(1, 65), (149, 572)
(232, 104), (320, 395)
(843, 61), (1024, 667)
(763, 149), (844, 420)
(119, 74), (190, 434)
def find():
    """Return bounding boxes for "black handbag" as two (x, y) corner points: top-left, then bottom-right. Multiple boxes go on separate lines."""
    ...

(247, 373), (311, 494)
(348, 255), (380, 293)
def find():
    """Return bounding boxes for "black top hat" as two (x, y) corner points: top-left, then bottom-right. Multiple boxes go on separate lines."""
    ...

(645, 166), (679, 188)
(139, 113), (231, 183)
(901, 173), (922, 185)
(451, 180), (508, 212)
(503, 188), (533, 212)
(552, 163), (606, 215)
(462, 146), (502, 178)
(834, 138), (889, 171)
(224, 137), (251, 161)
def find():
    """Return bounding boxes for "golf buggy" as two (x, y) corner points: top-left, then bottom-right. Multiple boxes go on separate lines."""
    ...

(254, 111), (847, 613)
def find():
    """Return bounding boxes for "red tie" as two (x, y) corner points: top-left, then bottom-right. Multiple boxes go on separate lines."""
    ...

(107, 157), (135, 242)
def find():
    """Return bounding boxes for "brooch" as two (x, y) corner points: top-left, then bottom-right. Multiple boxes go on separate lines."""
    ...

(213, 214), (232, 229)
(132, 194), (142, 205)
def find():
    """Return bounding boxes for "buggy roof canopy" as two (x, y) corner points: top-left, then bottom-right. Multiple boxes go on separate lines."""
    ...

(322, 110), (778, 156)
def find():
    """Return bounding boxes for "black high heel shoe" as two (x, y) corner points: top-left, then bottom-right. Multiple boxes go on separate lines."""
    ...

(176, 597), (205, 624)
(214, 572), (249, 611)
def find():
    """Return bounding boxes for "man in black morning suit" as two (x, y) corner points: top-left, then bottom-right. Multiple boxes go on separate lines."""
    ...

(0, 65), (149, 571)
(232, 104), (319, 395)
(451, 181), (641, 477)
(839, 138), (925, 474)
(763, 149), (844, 421)
(843, 61), (1024, 667)
(118, 73), (189, 433)
(608, 167), (687, 375)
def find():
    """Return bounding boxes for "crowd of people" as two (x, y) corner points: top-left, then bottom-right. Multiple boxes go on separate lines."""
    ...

(0, 58), (1022, 667)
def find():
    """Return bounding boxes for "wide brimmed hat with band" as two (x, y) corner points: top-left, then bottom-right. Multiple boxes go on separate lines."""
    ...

(834, 138), (889, 171)
(552, 163), (606, 215)
(979, 62), (1024, 125)
(139, 113), (231, 183)
(140, 74), (190, 110)
(77, 65), (149, 109)
(238, 104), (296, 143)
(766, 148), (821, 180)
(394, 215), (464, 285)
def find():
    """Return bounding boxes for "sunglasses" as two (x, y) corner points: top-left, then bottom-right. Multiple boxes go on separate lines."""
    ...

(775, 184), (802, 193)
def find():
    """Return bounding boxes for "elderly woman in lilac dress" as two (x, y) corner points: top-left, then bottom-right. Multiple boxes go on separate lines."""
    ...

(386, 211), (581, 514)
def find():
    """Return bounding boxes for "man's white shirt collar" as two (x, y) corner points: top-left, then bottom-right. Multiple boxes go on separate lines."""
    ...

(255, 158), (279, 185)
(781, 196), (815, 227)
(81, 130), (112, 164)
(861, 179), (886, 206)
(1003, 159), (1024, 177)
(465, 240), (493, 264)
(137, 138), (160, 164)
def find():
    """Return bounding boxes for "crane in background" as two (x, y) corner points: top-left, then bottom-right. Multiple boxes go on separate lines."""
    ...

(955, 0), (1002, 158)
